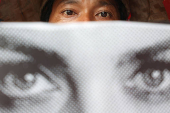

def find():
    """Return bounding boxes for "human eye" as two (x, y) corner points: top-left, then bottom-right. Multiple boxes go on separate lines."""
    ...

(0, 44), (74, 112)
(118, 48), (170, 104)
(95, 10), (114, 20)
(0, 64), (64, 98)
(61, 10), (77, 17)
(96, 11), (112, 18)
(0, 60), (71, 112)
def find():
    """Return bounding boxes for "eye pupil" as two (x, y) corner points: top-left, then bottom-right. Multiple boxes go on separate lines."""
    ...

(151, 70), (161, 79)
(24, 74), (35, 82)
(143, 70), (164, 87)
(14, 74), (36, 90)
(66, 10), (74, 15)
(101, 12), (108, 17)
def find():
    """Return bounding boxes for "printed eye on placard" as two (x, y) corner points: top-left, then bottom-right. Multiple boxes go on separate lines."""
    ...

(118, 45), (170, 104)
(0, 66), (60, 98)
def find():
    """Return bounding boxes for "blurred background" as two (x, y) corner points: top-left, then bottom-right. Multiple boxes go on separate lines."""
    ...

(0, 0), (169, 22)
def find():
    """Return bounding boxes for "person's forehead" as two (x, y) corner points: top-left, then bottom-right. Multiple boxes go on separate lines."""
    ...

(55, 0), (117, 6)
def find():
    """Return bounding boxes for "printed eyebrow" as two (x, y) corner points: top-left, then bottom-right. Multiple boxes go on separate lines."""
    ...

(0, 37), (78, 108)
(116, 39), (170, 77)
(0, 44), (67, 80)
(0, 44), (78, 99)
(15, 45), (67, 68)
(0, 36), (66, 68)
(135, 40), (170, 61)
(124, 40), (170, 79)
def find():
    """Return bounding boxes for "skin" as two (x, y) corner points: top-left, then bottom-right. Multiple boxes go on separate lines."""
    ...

(49, 0), (120, 23)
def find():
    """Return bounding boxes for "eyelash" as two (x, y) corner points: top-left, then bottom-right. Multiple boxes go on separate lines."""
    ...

(95, 11), (113, 18)
(124, 55), (170, 103)
(61, 9), (113, 18)
(61, 10), (77, 16)
(0, 63), (59, 98)
(133, 61), (167, 86)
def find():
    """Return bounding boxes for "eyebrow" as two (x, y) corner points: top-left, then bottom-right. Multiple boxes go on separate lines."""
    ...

(15, 45), (67, 68)
(117, 39), (170, 68)
(59, 0), (80, 5)
(0, 36), (66, 68)
(0, 35), (78, 101)
(0, 46), (67, 80)
(98, 1), (113, 6)
(0, 46), (78, 105)
(117, 40), (170, 78)
(134, 40), (170, 61)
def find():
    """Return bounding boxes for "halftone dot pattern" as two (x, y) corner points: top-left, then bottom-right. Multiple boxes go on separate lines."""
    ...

(0, 22), (170, 113)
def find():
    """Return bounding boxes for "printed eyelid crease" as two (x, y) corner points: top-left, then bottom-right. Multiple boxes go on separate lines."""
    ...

(0, 43), (71, 93)
(119, 42), (170, 103)
(0, 48), (68, 84)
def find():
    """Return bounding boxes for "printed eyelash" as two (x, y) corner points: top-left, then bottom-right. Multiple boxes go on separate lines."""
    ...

(131, 61), (170, 79)
(123, 48), (170, 103)
(0, 62), (39, 83)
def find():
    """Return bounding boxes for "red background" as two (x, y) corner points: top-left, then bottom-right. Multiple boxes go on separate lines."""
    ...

(163, 0), (170, 20)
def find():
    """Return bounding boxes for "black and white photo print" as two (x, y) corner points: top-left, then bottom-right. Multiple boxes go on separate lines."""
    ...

(0, 22), (170, 113)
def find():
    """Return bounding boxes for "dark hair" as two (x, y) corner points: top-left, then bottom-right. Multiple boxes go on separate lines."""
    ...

(41, 0), (128, 22)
